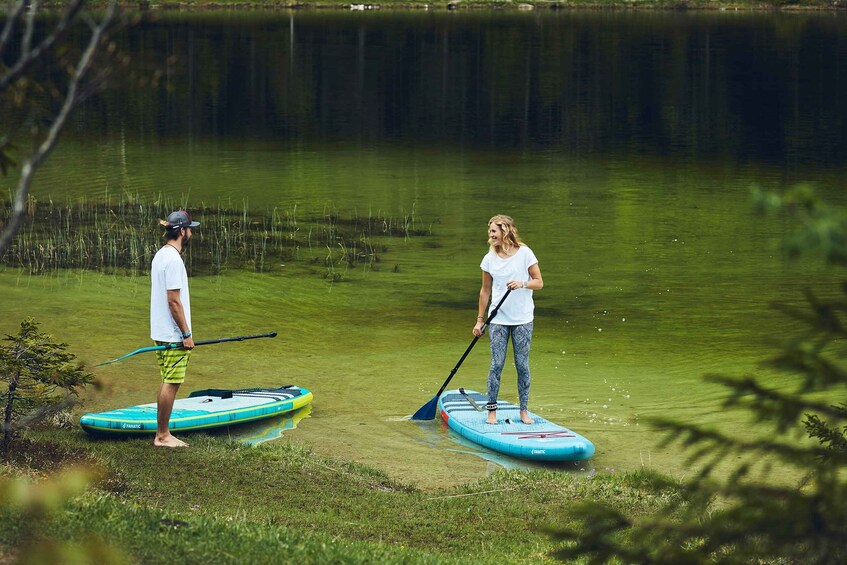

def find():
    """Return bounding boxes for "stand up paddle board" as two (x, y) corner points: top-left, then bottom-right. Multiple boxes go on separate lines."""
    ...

(80, 385), (312, 435)
(438, 388), (594, 462)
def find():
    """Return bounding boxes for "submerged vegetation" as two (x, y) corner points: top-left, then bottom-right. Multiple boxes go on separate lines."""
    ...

(0, 196), (432, 279)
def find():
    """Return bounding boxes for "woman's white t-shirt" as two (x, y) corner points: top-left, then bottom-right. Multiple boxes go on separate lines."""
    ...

(480, 245), (538, 325)
(150, 246), (191, 342)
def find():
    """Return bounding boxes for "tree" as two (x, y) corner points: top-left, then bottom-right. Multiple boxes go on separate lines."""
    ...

(550, 185), (847, 563)
(0, 0), (119, 256)
(1, 318), (93, 457)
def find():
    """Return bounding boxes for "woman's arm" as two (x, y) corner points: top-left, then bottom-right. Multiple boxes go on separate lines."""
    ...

(526, 262), (543, 290)
(473, 272), (493, 336)
(507, 262), (543, 291)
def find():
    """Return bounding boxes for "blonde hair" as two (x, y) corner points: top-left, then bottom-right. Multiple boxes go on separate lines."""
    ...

(488, 214), (524, 253)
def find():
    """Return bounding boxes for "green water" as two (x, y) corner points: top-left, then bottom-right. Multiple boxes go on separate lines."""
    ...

(3, 139), (841, 488)
(4, 10), (847, 488)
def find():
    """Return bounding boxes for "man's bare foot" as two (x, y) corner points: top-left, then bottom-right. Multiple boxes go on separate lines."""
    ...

(486, 411), (498, 425)
(519, 410), (535, 425)
(154, 434), (188, 448)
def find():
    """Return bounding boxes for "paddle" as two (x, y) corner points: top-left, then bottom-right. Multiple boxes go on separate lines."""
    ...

(411, 289), (512, 420)
(95, 332), (278, 366)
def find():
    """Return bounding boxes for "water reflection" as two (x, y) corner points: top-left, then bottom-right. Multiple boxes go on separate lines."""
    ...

(208, 405), (312, 446)
(73, 11), (847, 168)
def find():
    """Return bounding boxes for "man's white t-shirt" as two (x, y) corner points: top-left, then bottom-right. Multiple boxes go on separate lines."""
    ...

(480, 245), (538, 325)
(150, 246), (191, 342)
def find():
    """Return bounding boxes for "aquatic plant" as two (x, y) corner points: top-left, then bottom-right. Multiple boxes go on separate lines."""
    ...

(0, 195), (431, 276)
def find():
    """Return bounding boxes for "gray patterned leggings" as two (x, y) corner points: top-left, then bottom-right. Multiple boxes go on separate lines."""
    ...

(487, 322), (534, 411)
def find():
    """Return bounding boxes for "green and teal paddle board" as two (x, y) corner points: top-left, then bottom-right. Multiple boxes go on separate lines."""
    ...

(80, 385), (312, 435)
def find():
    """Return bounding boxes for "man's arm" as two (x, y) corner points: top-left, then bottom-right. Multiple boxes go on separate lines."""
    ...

(167, 289), (195, 349)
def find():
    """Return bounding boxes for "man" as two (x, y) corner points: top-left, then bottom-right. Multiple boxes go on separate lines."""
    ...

(150, 210), (199, 448)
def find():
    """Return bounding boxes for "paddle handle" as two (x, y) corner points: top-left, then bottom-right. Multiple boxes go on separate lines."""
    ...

(162, 332), (278, 350)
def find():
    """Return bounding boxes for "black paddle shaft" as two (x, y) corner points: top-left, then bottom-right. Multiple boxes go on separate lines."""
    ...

(162, 332), (278, 350)
(433, 288), (512, 399)
(96, 332), (278, 366)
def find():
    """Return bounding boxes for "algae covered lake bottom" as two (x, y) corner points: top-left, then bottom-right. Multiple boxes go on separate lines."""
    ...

(1, 165), (837, 488)
(5, 138), (845, 488)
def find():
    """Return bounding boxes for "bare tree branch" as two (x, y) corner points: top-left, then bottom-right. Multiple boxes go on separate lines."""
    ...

(0, 0), (27, 57)
(0, 0), (117, 257)
(0, 0), (86, 91)
(21, 0), (38, 57)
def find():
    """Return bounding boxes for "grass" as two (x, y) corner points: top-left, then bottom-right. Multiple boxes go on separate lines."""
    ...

(0, 430), (683, 563)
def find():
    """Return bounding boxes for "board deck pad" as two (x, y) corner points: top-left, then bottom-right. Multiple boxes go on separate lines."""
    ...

(438, 389), (594, 461)
(80, 385), (312, 435)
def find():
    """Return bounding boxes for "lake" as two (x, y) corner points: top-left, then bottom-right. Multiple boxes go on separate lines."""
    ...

(2, 9), (846, 487)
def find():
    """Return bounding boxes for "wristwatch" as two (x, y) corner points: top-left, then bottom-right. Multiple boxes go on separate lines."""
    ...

(182, 331), (192, 339)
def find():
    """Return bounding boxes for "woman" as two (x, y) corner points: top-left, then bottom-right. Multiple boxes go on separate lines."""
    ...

(473, 215), (543, 425)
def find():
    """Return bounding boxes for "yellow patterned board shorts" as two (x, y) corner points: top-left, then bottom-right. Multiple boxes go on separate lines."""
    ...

(155, 341), (191, 384)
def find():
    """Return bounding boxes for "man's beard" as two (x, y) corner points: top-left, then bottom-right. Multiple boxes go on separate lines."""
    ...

(181, 233), (191, 247)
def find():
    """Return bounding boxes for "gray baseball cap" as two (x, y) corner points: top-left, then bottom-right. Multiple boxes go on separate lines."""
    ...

(166, 210), (200, 229)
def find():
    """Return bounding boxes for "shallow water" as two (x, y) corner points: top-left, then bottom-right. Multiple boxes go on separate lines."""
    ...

(1, 151), (838, 487)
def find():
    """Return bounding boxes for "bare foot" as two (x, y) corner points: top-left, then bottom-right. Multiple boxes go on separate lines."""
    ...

(486, 411), (497, 425)
(519, 410), (535, 425)
(153, 434), (189, 448)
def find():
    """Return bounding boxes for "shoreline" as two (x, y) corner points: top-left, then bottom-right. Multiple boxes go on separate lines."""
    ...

(70, 0), (847, 13)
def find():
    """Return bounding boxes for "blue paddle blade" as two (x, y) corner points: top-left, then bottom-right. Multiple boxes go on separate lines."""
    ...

(411, 395), (439, 420)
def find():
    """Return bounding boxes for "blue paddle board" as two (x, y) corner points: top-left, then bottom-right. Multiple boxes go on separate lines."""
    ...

(438, 388), (595, 462)
(80, 385), (312, 435)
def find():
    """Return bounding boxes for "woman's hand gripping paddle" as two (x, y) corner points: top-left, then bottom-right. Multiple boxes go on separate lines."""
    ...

(95, 332), (278, 366)
(411, 289), (512, 420)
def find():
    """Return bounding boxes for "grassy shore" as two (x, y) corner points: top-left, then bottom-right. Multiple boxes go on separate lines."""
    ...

(1, 430), (681, 563)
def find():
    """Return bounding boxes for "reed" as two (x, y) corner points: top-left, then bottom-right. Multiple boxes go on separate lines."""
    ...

(1, 195), (431, 276)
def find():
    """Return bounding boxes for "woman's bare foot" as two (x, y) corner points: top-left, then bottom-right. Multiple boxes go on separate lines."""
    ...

(486, 411), (498, 425)
(154, 433), (188, 448)
(519, 410), (535, 425)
